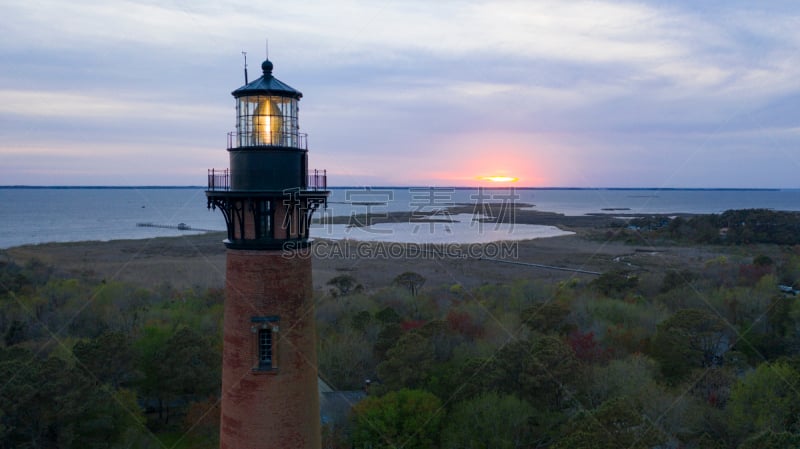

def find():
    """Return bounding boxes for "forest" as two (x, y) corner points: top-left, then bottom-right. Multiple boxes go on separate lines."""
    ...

(3, 219), (800, 448)
(624, 209), (800, 245)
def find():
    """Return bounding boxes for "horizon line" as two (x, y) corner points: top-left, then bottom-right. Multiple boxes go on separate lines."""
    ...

(0, 185), (789, 191)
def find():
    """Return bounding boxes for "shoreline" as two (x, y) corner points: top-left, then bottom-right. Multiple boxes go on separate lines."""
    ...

(0, 207), (622, 250)
(0, 208), (637, 251)
(3, 210), (741, 292)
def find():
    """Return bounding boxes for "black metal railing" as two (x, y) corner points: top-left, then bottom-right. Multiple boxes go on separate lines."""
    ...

(208, 168), (229, 191)
(227, 131), (308, 150)
(207, 168), (327, 191)
(308, 169), (327, 191)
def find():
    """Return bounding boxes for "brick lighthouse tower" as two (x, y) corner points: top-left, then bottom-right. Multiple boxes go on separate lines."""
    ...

(207, 57), (328, 449)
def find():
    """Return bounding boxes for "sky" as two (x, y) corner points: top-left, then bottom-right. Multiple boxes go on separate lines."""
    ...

(2, 0), (800, 188)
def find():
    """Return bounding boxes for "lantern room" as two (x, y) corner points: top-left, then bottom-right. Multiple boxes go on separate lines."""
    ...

(232, 60), (302, 149)
(224, 58), (312, 192)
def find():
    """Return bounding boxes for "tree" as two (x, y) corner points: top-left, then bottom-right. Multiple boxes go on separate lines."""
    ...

(766, 295), (792, 337)
(660, 269), (697, 293)
(181, 396), (220, 449)
(738, 430), (800, 449)
(416, 320), (461, 362)
(585, 354), (660, 408)
(350, 310), (372, 331)
(492, 336), (578, 409)
(134, 324), (172, 421)
(351, 389), (442, 449)
(0, 347), (142, 448)
(441, 392), (535, 449)
(753, 255), (774, 267)
(392, 272), (426, 297)
(375, 307), (401, 325)
(374, 323), (403, 361)
(567, 330), (605, 364)
(318, 327), (375, 390)
(72, 387), (145, 449)
(520, 301), (572, 335)
(138, 327), (219, 424)
(690, 367), (737, 409)
(591, 270), (639, 296)
(3, 320), (27, 346)
(0, 348), (41, 447)
(727, 362), (800, 440)
(445, 309), (483, 340)
(376, 332), (434, 391)
(159, 328), (219, 400)
(650, 308), (731, 382)
(552, 398), (663, 449)
(73, 331), (137, 388)
(327, 275), (363, 297)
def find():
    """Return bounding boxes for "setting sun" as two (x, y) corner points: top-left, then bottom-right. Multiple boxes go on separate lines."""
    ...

(478, 176), (519, 183)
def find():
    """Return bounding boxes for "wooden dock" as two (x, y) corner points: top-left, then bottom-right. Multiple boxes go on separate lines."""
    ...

(136, 222), (219, 233)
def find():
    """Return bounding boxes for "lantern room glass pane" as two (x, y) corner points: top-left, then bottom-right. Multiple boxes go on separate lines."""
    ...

(237, 96), (299, 147)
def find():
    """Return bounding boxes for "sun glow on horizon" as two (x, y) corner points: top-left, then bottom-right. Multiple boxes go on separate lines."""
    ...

(478, 175), (519, 183)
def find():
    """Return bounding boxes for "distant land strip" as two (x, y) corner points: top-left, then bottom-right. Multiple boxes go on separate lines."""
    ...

(0, 185), (785, 191)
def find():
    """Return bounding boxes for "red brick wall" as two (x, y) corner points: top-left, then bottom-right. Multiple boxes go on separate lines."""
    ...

(220, 249), (320, 449)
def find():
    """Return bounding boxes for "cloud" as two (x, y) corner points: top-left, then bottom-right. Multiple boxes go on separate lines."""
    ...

(2, 0), (800, 187)
(0, 89), (223, 120)
(1, 0), (235, 53)
(0, 141), (224, 185)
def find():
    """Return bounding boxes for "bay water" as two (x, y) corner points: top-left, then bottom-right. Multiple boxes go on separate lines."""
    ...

(1, 187), (798, 249)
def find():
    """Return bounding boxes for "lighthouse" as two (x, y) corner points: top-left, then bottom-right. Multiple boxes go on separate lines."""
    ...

(207, 57), (328, 449)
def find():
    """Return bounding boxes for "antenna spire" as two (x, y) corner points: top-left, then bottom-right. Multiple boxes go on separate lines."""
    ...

(265, 38), (269, 60)
(242, 51), (248, 84)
